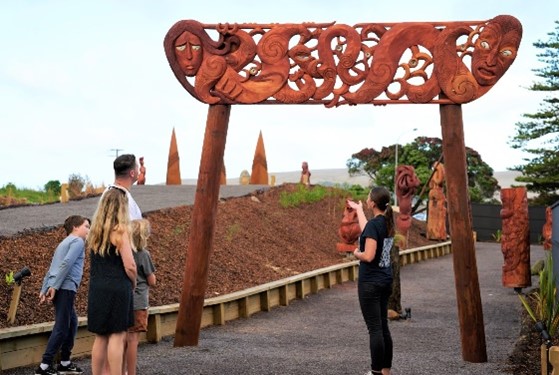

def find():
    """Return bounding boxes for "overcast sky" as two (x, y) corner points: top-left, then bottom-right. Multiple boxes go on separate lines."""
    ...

(1, 1), (557, 188)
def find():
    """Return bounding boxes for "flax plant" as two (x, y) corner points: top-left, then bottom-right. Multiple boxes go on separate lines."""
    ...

(518, 252), (559, 338)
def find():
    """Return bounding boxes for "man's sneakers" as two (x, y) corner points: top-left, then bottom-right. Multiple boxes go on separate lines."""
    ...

(56, 362), (83, 374)
(34, 365), (58, 375)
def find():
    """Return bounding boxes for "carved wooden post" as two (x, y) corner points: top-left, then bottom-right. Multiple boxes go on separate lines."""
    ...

(174, 104), (230, 346)
(543, 206), (552, 251)
(440, 102), (487, 362)
(427, 162), (448, 240)
(500, 187), (531, 288)
(395, 165), (420, 249)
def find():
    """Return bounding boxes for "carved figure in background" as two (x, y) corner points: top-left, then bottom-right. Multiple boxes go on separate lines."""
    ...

(164, 16), (522, 106)
(500, 187), (531, 289)
(239, 170), (250, 185)
(427, 162), (447, 240)
(137, 157), (146, 185)
(543, 206), (552, 251)
(395, 165), (420, 247)
(336, 200), (361, 253)
(300, 161), (311, 186)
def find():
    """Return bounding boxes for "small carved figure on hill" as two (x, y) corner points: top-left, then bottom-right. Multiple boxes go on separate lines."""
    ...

(300, 161), (311, 186)
(239, 170), (250, 185)
(137, 157), (146, 185)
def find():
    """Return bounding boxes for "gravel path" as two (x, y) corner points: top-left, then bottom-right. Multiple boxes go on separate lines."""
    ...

(2, 241), (543, 374)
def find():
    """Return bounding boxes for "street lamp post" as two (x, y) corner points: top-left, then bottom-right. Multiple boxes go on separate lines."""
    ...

(394, 127), (418, 206)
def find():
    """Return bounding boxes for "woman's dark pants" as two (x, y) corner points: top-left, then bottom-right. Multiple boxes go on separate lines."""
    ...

(358, 282), (393, 372)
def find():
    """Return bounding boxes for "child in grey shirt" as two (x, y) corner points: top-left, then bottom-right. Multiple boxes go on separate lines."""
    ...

(126, 219), (156, 375)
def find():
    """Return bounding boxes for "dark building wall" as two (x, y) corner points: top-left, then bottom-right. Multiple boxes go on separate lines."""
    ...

(471, 203), (546, 244)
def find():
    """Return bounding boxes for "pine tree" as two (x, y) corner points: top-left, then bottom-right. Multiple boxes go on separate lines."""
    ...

(511, 21), (559, 205)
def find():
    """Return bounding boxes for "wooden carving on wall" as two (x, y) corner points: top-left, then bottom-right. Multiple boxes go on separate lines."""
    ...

(164, 15), (522, 107)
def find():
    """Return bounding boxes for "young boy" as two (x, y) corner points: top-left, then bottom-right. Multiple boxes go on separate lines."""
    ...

(36, 215), (90, 375)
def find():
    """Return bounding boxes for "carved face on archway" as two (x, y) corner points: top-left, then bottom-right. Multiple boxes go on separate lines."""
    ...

(472, 17), (522, 86)
(175, 31), (203, 76)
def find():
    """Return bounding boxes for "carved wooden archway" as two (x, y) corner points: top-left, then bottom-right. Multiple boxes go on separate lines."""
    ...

(164, 16), (523, 363)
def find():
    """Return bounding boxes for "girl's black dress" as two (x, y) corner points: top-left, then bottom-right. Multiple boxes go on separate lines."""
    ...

(87, 244), (133, 334)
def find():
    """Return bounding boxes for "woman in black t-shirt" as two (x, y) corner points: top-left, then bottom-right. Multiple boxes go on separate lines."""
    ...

(348, 186), (395, 375)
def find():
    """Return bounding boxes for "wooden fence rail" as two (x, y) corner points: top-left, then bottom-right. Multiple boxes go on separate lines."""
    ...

(0, 241), (452, 370)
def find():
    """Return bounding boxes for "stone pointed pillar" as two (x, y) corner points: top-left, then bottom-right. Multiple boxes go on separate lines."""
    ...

(166, 127), (182, 185)
(250, 130), (269, 185)
(220, 162), (227, 185)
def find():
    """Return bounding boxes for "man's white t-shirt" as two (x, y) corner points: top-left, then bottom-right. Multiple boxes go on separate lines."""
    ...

(105, 185), (142, 220)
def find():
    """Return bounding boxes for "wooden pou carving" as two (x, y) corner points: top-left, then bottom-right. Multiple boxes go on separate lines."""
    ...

(543, 206), (552, 251)
(427, 162), (447, 240)
(164, 16), (522, 107)
(395, 165), (420, 248)
(500, 187), (531, 289)
(336, 200), (361, 253)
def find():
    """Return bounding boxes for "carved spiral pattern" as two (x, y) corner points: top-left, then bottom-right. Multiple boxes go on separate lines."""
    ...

(164, 16), (522, 106)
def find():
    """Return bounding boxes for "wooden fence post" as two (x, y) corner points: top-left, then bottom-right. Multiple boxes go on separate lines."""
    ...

(7, 284), (22, 325)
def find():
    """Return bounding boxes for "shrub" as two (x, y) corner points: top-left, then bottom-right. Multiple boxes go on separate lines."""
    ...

(68, 173), (85, 199)
(279, 184), (330, 208)
(44, 180), (61, 195)
(518, 252), (559, 339)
